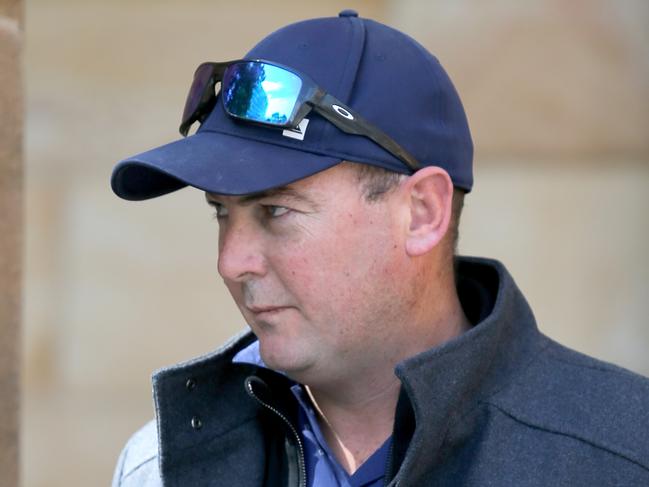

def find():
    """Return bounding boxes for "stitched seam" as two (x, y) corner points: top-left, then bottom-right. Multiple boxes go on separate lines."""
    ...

(336, 16), (359, 101)
(479, 336), (553, 402)
(437, 336), (553, 454)
(446, 335), (553, 429)
(121, 454), (158, 481)
(548, 352), (643, 378)
(487, 402), (649, 472)
(404, 325), (551, 474)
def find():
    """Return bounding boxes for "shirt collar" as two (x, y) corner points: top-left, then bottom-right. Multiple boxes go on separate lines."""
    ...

(232, 339), (267, 368)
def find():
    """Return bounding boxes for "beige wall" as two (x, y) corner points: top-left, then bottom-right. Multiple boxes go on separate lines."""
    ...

(1, 0), (22, 486)
(22, 1), (648, 486)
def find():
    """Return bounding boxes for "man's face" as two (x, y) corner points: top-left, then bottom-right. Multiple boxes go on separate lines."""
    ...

(207, 163), (411, 385)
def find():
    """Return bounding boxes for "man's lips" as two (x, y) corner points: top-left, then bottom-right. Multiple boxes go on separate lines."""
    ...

(246, 305), (290, 315)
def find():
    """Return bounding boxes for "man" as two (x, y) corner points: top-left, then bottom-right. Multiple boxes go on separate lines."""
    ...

(110, 10), (649, 487)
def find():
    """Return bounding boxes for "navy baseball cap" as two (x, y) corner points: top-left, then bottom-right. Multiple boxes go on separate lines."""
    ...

(111, 10), (473, 200)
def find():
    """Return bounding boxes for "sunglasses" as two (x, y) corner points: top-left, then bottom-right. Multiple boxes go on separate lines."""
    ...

(179, 59), (421, 172)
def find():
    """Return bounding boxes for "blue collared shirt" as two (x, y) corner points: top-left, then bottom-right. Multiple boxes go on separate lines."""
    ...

(233, 341), (391, 487)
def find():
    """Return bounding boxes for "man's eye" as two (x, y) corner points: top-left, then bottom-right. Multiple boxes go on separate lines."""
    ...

(264, 205), (290, 218)
(212, 203), (228, 218)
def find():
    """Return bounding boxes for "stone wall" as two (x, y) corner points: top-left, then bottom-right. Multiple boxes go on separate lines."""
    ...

(0, 1), (22, 486)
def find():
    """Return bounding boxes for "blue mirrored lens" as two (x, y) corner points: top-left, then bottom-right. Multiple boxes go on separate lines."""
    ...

(222, 62), (302, 126)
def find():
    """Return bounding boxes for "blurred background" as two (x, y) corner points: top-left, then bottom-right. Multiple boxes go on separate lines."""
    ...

(20, 0), (648, 485)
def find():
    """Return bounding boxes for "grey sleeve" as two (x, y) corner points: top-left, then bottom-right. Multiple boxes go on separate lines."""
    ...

(111, 441), (129, 487)
(111, 420), (162, 487)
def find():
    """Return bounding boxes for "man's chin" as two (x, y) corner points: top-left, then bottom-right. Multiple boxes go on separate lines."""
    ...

(258, 343), (313, 378)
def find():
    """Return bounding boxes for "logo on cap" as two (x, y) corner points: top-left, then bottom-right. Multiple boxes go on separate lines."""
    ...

(282, 118), (310, 141)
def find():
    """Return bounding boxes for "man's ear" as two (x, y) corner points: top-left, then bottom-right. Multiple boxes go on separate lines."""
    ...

(402, 167), (454, 257)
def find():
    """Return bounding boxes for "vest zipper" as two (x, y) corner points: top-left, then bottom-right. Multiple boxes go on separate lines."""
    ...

(246, 380), (307, 487)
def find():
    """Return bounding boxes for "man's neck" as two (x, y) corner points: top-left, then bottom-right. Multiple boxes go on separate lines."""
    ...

(304, 377), (400, 475)
(301, 289), (471, 475)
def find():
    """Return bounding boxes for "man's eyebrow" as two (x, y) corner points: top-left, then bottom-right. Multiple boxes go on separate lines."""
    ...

(205, 187), (319, 208)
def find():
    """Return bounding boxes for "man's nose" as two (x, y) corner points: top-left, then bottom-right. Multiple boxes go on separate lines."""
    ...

(217, 221), (267, 282)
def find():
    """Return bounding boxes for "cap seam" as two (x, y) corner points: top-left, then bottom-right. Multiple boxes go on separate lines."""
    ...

(336, 15), (364, 104)
(318, 15), (366, 154)
(412, 42), (446, 137)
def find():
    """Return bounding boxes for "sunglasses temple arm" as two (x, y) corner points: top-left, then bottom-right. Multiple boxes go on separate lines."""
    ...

(179, 62), (231, 136)
(314, 94), (421, 171)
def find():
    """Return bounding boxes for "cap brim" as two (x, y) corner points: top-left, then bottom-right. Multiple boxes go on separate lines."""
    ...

(111, 131), (342, 200)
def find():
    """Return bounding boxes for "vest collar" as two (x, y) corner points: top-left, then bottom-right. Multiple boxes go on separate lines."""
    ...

(390, 257), (544, 483)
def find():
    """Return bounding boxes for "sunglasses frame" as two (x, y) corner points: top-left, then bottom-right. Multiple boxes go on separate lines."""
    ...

(180, 59), (421, 172)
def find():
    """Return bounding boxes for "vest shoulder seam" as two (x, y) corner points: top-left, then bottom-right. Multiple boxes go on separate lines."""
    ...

(486, 401), (649, 472)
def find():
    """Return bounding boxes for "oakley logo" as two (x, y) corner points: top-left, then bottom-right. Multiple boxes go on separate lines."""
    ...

(332, 105), (354, 120)
(282, 118), (310, 141)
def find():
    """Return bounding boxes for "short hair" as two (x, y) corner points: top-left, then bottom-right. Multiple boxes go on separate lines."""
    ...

(352, 163), (465, 256)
